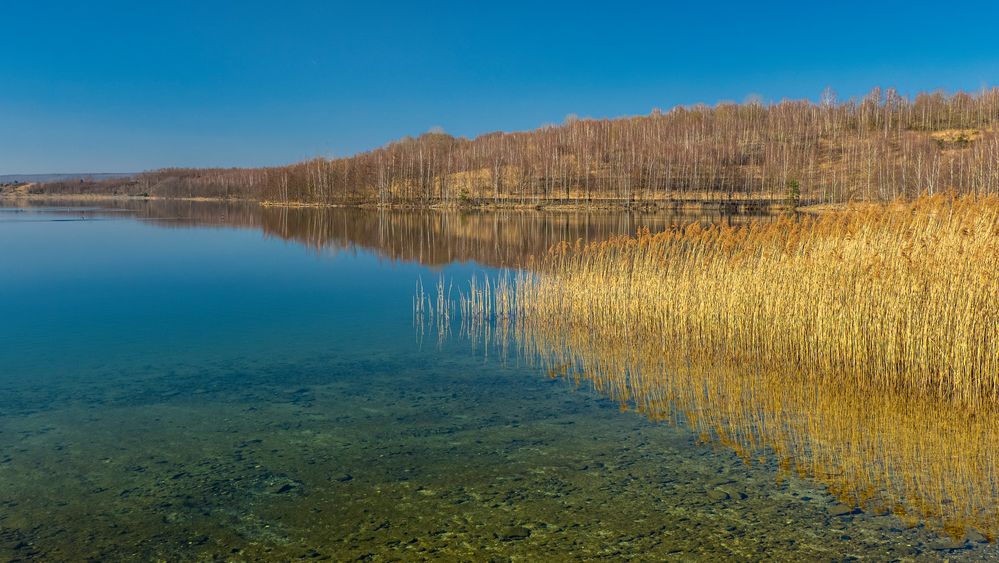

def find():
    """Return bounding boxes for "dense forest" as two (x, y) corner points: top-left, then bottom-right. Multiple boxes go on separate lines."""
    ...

(24, 87), (999, 206)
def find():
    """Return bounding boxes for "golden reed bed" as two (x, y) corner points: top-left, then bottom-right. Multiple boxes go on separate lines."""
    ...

(523, 193), (999, 406)
(415, 194), (999, 539)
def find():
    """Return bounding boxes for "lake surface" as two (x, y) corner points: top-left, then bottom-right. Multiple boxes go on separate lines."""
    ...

(0, 199), (995, 561)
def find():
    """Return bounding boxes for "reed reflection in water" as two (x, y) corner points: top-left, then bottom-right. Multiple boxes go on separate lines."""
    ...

(418, 275), (999, 545)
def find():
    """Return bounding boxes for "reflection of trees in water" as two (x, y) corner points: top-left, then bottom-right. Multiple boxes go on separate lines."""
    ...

(5, 198), (263, 230)
(10, 198), (768, 268)
(106, 199), (263, 230)
(258, 207), (766, 268)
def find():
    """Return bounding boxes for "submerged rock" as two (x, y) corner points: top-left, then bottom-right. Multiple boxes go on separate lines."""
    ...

(965, 529), (989, 544)
(718, 486), (747, 500)
(497, 526), (531, 541)
(827, 504), (857, 517)
(706, 489), (730, 502)
(928, 537), (969, 551)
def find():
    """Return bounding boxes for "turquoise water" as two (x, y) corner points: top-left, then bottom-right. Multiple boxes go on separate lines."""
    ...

(0, 201), (995, 561)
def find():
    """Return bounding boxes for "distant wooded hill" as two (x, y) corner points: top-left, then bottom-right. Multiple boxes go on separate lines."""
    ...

(24, 88), (999, 205)
(1, 173), (135, 184)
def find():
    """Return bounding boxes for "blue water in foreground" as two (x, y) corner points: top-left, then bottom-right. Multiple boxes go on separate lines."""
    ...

(0, 202), (994, 561)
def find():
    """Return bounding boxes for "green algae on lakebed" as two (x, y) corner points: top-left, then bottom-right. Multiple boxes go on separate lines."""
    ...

(1, 352), (993, 561)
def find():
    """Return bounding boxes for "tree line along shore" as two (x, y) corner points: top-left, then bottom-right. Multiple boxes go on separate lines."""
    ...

(16, 87), (999, 209)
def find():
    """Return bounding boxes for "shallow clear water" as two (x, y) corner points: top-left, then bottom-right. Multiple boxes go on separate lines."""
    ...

(0, 200), (995, 561)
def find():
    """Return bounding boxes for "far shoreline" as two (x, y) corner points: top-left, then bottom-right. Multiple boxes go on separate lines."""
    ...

(1, 192), (799, 214)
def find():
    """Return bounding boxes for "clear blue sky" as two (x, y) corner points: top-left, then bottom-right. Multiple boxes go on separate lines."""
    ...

(3, 1), (998, 174)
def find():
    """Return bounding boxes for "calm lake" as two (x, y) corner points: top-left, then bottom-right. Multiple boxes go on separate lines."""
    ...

(0, 199), (995, 561)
